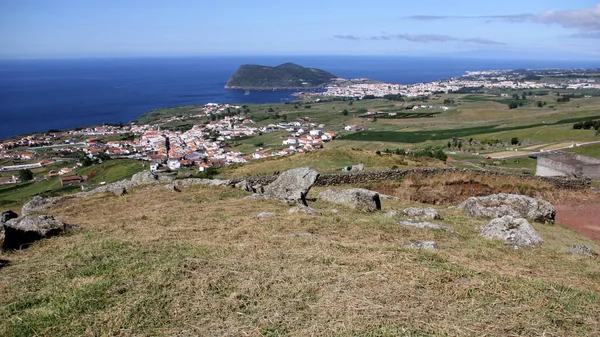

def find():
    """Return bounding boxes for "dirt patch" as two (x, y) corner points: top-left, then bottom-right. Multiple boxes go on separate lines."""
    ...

(555, 197), (600, 241)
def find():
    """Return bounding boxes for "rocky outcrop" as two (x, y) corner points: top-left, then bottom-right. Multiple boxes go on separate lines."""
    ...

(480, 215), (542, 248)
(319, 188), (381, 212)
(175, 178), (231, 188)
(262, 167), (319, 205)
(457, 193), (555, 223)
(130, 171), (159, 185)
(22, 196), (59, 216)
(397, 220), (455, 232)
(568, 245), (598, 256)
(403, 207), (442, 220)
(403, 241), (439, 251)
(3, 215), (75, 250)
(1, 210), (18, 223)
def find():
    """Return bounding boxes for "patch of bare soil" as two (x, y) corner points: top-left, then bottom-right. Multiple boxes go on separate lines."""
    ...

(555, 197), (600, 241)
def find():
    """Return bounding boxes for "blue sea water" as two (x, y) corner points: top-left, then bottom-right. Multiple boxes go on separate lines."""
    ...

(1, 55), (598, 140)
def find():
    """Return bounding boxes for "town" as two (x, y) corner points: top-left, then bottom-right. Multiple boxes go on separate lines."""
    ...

(0, 102), (337, 185)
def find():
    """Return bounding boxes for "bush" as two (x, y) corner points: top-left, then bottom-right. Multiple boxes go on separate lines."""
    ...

(18, 169), (34, 182)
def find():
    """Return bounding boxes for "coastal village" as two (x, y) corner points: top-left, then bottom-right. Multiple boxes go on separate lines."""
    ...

(2, 68), (599, 186)
(0, 102), (337, 184)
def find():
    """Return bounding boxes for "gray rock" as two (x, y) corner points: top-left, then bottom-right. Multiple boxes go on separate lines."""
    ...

(130, 171), (159, 185)
(22, 196), (59, 216)
(234, 180), (253, 192)
(113, 187), (128, 197)
(568, 245), (598, 256)
(1, 210), (18, 223)
(165, 184), (181, 192)
(262, 167), (320, 206)
(255, 212), (277, 218)
(288, 206), (320, 215)
(350, 163), (364, 172)
(397, 220), (455, 232)
(157, 174), (176, 183)
(383, 210), (399, 218)
(480, 215), (542, 248)
(319, 188), (381, 212)
(403, 207), (442, 220)
(457, 193), (555, 223)
(403, 241), (439, 251)
(175, 178), (231, 188)
(3, 215), (75, 250)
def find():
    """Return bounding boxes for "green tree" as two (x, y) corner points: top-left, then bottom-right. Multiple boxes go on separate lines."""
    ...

(511, 137), (519, 145)
(342, 109), (349, 116)
(18, 169), (34, 182)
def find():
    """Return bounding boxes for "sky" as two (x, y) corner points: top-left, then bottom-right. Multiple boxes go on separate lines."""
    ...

(1, 0), (599, 59)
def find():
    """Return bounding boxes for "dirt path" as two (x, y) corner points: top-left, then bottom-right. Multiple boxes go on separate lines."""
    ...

(555, 197), (600, 241)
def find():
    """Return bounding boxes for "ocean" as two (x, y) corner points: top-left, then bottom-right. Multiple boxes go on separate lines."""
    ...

(1, 55), (598, 140)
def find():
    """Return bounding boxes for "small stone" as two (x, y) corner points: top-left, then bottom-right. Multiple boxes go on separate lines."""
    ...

(289, 232), (314, 237)
(403, 207), (442, 220)
(568, 245), (598, 256)
(397, 220), (455, 232)
(403, 241), (439, 250)
(383, 210), (399, 218)
(255, 212), (277, 218)
(113, 187), (127, 197)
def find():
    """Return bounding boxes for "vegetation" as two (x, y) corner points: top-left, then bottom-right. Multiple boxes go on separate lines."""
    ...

(1, 180), (598, 335)
(225, 63), (336, 89)
(17, 169), (33, 182)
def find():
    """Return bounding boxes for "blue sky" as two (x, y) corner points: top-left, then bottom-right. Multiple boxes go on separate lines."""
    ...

(1, 0), (599, 59)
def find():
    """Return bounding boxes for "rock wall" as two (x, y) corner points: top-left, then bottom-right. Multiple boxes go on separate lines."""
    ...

(232, 168), (589, 190)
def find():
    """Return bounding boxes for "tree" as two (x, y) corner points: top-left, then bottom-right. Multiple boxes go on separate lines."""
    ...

(508, 102), (519, 109)
(342, 109), (349, 116)
(18, 169), (33, 182)
(511, 137), (519, 145)
(268, 107), (274, 113)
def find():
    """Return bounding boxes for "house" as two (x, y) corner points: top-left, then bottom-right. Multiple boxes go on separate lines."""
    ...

(167, 159), (181, 170)
(60, 175), (82, 187)
(198, 162), (211, 172)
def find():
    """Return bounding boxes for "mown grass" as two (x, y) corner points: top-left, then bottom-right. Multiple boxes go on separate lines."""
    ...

(1, 183), (598, 336)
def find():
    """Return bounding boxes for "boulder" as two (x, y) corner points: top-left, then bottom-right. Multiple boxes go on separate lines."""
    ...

(130, 171), (159, 185)
(262, 167), (320, 206)
(403, 207), (442, 220)
(456, 193), (555, 223)
(479, 215), (542, 248)
(403, 241), (439, 251)
(568, 245), (598, 256)
(1, 210), (18, 223)
(22, 196), (58, 216)
(319, 188), (381, 212)
(3, 215), (74, 250)
(397, 220), (455, 232)
(175, 178), (231, 188)
(234, 180), (253, 192)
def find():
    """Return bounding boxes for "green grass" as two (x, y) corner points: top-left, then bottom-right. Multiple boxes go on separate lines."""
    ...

(74, 159), (146, 185)
(340, 115), (600, 144)
(566, 143), (600, 158)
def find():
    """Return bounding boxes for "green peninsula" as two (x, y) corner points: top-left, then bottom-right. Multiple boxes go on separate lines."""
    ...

(225, 62), (336, 90)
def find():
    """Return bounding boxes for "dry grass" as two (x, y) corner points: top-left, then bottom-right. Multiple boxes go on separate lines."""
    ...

(1, 183), (599, 336)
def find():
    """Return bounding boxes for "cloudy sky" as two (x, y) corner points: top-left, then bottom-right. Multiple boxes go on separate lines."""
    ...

(1, 0), (599, 59)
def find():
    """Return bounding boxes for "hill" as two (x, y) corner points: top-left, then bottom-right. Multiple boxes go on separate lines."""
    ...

(225, 62), (336, 89)
(1, 171), (599, 336)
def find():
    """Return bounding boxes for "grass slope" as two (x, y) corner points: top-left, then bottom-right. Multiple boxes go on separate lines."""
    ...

(1, 184), (598, 336)
(220, 148), (444, 178)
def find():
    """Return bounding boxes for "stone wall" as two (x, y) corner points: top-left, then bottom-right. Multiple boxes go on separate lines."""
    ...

(536, 153), (600, 179)
(232, 167), (590, 190)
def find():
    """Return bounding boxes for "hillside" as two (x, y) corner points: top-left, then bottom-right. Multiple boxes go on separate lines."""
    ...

(225, 62), (336, 89)
(1, 173), (599, 335)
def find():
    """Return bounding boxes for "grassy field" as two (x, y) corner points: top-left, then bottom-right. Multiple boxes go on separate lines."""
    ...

(219, 148), (444, 178)
(1, 182), (598, 336)
(0, 159), (145, 210)
(566, 143), (600, 158)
